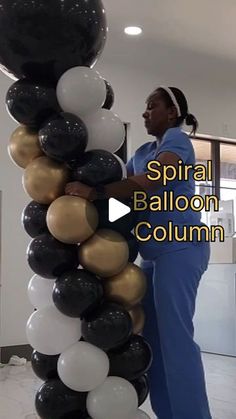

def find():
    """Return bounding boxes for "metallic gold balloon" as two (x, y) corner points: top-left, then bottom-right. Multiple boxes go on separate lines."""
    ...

(23, 156), (69, 204)
(8, 126), (43, 168)
(78, 229), (129, 277)
(47, 195), (98, 244)
(104, 263), (147, 309)
(128, 304), (145, 335)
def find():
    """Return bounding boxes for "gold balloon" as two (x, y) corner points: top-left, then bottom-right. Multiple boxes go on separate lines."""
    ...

(104, 263), (147, 308)
(23, 156), (69, 204)
(47, 195), (98, 244)
(79, 229), (129, 277)
(8, 126), (43, 168)
(128, 304), (145, 335)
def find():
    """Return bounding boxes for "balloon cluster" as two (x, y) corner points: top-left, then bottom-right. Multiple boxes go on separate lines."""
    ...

(2, 1), (152, 418)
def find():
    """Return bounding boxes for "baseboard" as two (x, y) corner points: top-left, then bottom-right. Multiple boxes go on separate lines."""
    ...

(201, 350), (236, 358)
(0, 344), (33, 364)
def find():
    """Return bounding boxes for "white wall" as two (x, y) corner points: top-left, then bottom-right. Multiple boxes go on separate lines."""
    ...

(1, 57), (236, 346)
(0, 75), (33, 346)
(96, 57), (236, 148)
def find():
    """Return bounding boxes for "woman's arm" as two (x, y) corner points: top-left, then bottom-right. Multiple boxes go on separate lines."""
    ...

(65, 151), (180, 201)
(105, 151), (180, 198)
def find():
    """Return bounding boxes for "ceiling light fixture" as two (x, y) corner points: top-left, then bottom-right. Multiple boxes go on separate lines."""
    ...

(124, 26), (142, 36)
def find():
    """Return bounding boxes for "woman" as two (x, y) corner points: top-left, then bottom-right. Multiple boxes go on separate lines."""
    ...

(66, 86), (212, 419)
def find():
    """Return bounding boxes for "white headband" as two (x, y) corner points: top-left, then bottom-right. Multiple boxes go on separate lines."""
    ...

(159, 86), (181, 117)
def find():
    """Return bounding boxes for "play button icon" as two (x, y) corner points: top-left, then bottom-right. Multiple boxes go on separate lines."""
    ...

(109, 198), (131, 222)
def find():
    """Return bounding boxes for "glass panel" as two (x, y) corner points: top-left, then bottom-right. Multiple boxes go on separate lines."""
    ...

(195, 185), (214, 226)
(192, 139), (212, 163)
(192, 140), (213, 225)
(220, 144), (236, 235)
(220, 143), (236, 186)
(219, 188), (236, 236)
(192, 140), (212, 188)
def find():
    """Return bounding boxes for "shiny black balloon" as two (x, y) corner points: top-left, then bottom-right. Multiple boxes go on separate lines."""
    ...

(31, 351), (59, 381)
(35, 379), (88, 419)
(130, 375), (149, 407)
(27, 233), (79, 279)
(0, 0), (107, 83)
(39, 113), (88, 162)
(82, 302), (132, 351)
(126, 232), (139, 262)
(93, 199), (137, 238)
(53, 269), (104, 318)
(22, 201), (49, 238)
(108, 334), (153, 381)
(70, 150), (122, 187)
(6, 79), (61, 128)
(102, 80), (114, 110)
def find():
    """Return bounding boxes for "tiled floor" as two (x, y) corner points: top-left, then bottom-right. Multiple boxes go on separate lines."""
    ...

(0, 353), (235, 419)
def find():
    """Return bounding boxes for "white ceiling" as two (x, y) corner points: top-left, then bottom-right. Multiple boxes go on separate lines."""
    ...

(101, 0), (236, 81)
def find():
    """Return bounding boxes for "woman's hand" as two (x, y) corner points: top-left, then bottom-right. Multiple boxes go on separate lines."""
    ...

(65, 181), (96, 201)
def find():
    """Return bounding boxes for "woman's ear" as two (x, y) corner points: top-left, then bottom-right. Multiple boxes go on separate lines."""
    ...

(168, 106), (178, 122)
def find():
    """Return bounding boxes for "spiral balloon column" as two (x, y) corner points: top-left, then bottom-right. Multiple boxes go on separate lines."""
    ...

(2, 1), (153, 418)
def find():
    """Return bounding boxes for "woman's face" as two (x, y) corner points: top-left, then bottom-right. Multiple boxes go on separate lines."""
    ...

(142, 90), (177, 136)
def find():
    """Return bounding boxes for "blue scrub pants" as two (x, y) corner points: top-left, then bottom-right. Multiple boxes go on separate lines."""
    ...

(141, 242), (212, 419)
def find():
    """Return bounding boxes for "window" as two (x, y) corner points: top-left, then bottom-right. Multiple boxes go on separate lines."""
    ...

(220, 144), (236, 234)
(189, 136), (236, 235)
(192, 139), (213, 193)
(192, 139), (213, 226)
(220, 143), (236, 190)
(192, 139), (212, 164)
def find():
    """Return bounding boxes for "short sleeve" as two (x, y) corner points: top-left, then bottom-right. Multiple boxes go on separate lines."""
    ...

(126, 157), (134, 176)
(156, 129), (191, 163)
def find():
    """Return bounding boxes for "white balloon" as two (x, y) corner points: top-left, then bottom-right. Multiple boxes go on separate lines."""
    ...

(87, 376), (138, 419)
(26, 305), (81, 355)
(82, 109), (125, 153)
(58, 341), (109, 392)
(113, 154), (127, 179)
(27, 274), (55, 309)
(133, 410), (151, 419)
(56, 67), (106, 117)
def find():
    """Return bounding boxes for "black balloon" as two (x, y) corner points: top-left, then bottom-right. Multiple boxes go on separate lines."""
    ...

(70, 150), (123, 187)
(27, 233), (79, 279)
(53, 269), (104, 318)
(108, 334), (153, 381)
(35, 379), (88, 419)
(102, 80), (114, 110)
(39, 113), (88, 162)
(0, 0), (107, 83)
(6, 79), (61, 128)
(94, 199), (137, 238)
(22, 201), (49, 238)
(130, 375), (149, 407)
(126, 232), (139, 263)
(31, 351), (59, 381)
(82, 302), (132, 351)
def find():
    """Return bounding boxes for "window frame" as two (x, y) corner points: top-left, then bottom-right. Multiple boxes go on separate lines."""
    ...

(189, 133), (236, 200)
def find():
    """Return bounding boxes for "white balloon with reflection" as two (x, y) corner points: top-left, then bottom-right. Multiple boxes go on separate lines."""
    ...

(26, 305), (81, 355)
(56, 66), (106, 117)
(82, 109), (125, 152)
(28, 274), (55, 309)
(58, 341), (109, 392)
(87, 376), (138, 419)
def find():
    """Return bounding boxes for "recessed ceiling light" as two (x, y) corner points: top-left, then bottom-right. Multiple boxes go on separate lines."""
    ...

(124, 26), (142, 36)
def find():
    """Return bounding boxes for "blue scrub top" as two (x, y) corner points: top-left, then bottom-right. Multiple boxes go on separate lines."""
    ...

(126, 127), (203, 259)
